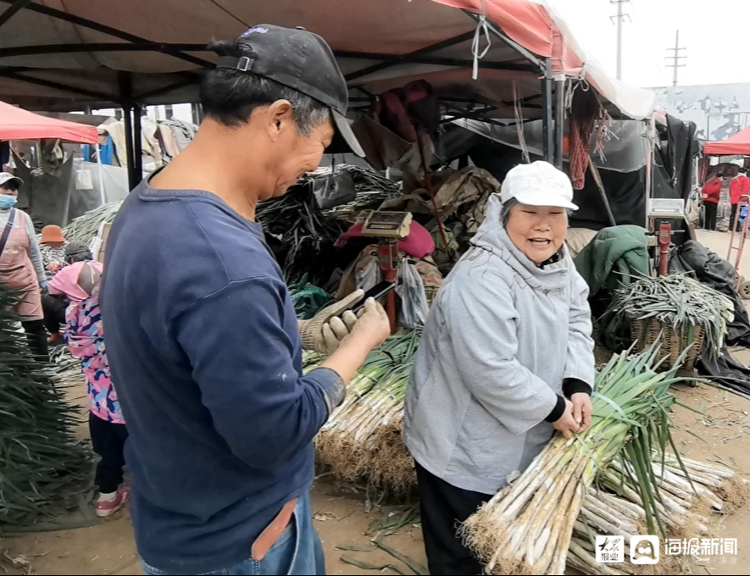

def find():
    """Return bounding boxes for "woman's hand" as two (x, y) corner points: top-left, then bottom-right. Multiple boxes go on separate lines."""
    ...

(570, 393), (593, 433)
(551, 398), (580, 439)
(47, 261), (62, 273)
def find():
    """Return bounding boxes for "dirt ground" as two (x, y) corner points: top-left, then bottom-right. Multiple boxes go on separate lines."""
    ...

(3, 229), (750, 576)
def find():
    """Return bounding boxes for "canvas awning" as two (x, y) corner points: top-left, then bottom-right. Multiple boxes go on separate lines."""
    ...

(0, 99), (98, 143)
(703, 126), (750, 156)
(0, 0), (655, 120)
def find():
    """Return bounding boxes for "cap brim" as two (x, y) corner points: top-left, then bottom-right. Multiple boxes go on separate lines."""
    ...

(332, 110), (365, 157)
(0, 176), (23, 187)
(514, 193), (578, 211)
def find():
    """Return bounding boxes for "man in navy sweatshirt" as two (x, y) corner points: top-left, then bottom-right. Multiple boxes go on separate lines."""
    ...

(100, 26), (390, 575)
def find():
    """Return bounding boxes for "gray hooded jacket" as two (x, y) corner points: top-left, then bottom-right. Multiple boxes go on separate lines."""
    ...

(403, 195), (595, 495)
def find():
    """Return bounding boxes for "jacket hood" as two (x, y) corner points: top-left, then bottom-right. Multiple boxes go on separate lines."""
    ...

(471, 194), (571, 290)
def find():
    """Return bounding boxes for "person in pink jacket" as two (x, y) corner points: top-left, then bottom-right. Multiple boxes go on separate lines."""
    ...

(53, 242), (129, 518)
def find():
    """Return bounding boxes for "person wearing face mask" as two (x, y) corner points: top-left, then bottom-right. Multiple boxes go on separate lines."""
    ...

(403, 161), (596, 575)
(0, 173), (49, 360)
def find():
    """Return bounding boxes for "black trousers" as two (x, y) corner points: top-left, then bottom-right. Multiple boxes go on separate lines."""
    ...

(21, 319), (48, 362)
(415, 462), (492, 575)
(89, 413), (129, 494)
(704, 201), (718, 231)
(42, 293), (68, 335)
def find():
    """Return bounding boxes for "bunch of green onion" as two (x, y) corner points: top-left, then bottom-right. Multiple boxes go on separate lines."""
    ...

(62, 201), (123, 245)
(307, 330), (420, 492)
(0, 284), (93, 528)
(568, 452), (740, 576)
(608, 274), (734, 360)
(462, 347), (697, 575)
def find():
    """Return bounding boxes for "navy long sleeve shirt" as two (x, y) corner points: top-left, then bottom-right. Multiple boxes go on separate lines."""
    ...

(100, 180), (345, 574)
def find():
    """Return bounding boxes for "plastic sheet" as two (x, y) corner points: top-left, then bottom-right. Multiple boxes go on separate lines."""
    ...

(396, 259), (429, 329)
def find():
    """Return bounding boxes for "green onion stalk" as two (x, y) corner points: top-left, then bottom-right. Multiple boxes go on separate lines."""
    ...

(568, 451), (741, 576)
(0, 283), (94, 529)
(608, 274), (734, 360)
(462, 347), (695, 575)
(311, 330), (420, 492)
(62, 201), (123, 245)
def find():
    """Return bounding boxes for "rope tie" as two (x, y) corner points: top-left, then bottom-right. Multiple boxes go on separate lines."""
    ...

(471, 0), (491, 80)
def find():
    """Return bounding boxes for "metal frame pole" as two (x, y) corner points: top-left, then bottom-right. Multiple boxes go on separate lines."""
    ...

(644, 115), (656, 231)
(96, 144), (106, 206)
(133, 104), (143, 183)
(122, 105), (137, 190)
(554, 75), (566, 169)
(541, 59), (554, 163)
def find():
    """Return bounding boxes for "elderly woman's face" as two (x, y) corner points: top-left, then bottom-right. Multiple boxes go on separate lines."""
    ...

(506, 203), (568, 264)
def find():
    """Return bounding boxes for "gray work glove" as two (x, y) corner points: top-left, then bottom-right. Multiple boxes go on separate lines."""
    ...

(298, 289), (364, 355)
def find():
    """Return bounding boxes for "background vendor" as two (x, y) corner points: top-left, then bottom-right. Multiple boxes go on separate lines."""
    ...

(0, 172), (49, 360)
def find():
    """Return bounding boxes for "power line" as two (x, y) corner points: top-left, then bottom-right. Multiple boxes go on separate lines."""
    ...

(609, 0), (631, 80)
(665, 29), (687, 87)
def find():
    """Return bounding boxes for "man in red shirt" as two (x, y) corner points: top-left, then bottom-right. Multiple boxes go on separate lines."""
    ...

(730, 169), (750, 232)
(702, 175), (722, 231)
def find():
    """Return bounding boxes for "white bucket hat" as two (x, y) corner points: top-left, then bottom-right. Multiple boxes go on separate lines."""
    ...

(500, 161), (578, 211)
(0, 173), (23, 189)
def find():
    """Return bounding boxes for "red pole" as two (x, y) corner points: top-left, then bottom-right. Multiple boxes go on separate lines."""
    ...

(658, 223), (670, 276)
(378, 242), (399, 334)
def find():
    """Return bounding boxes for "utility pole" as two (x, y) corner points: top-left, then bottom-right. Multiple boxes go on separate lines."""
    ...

(665, 30), (687, 87)
(610, 0), (631, 80)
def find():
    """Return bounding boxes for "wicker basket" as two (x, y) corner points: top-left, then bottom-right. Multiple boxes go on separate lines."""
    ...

(630, 317), (705, 372)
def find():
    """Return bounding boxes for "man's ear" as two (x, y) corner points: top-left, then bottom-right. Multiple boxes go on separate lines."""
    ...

(266, 100), (294, 141)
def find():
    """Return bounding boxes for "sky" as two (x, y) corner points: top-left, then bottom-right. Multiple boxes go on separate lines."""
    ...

(547, 0), (749, 89)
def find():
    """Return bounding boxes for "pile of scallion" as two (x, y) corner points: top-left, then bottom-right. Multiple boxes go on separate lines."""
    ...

(257, 182), (344, 286)
(62, 201), (123, 245)
(462, 347), (745, 575)
(608, 274), (734, 360)
(316, 164), (401, 222)
(0, 284), (94, 529)
(305, 330), (420, 493)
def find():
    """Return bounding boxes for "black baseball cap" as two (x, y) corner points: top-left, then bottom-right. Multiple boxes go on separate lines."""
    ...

(216, 25), (364, 157)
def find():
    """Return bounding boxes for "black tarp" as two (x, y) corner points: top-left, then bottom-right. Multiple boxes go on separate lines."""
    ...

(669, 240), (750, 398)
(439, 116), (699, 233)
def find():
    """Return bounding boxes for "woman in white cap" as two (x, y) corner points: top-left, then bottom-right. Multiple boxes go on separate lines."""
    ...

(403, 161), (595, 574)
(0, 173), (49, 360)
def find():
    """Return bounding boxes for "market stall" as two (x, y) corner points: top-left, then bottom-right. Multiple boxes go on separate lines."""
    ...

(7, 4), (743, 574)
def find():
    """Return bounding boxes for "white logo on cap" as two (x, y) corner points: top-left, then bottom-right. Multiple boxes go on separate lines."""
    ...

(243, 27), (269, 35)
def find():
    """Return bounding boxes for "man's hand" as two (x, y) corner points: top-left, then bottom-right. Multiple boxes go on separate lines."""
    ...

(47, 262), (62, 273)
(343, 297), (390, 351)
(570, 393), (593, 433)
(299, 290), (364, 355)
(551, 398), (580, 439)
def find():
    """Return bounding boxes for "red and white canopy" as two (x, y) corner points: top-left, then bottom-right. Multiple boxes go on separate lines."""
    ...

(0, 0), (655, 119)
(0, 99), (98, 143)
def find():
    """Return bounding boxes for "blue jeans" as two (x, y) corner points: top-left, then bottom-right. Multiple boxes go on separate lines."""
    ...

(141, 492), (325, 575)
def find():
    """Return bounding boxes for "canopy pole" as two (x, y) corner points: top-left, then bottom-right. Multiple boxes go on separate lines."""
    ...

(122, 105), (137, 190)
(133, 104), (143, 184)
(541, 59), (554, 163)
(644, 115), (656, 230)
(588, 157), (617, 226)
(96, 144), (106, 207)
(554, 75), (566, 169)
